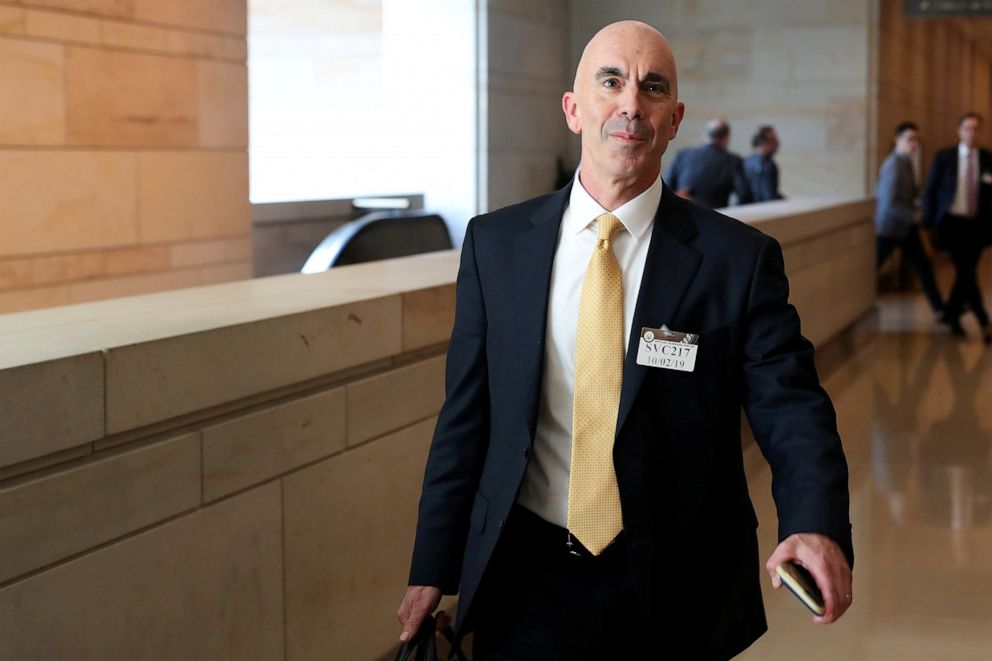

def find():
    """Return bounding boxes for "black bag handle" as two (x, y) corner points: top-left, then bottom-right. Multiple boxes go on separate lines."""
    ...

(440, 622), (468, 661)
(394, 614), (468, 661)
(393, 616), (436, 661)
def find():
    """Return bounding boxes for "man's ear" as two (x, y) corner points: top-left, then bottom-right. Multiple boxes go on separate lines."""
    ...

(562, 91), (581, 135)
(668, 101), (686, 140)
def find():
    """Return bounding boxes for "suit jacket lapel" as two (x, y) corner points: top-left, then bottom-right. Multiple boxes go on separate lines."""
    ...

(616, 186), (702, 439)
(514, 184), (570, 436)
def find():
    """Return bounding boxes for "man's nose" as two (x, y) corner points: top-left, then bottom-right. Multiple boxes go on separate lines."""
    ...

(618, 86), (644, 119)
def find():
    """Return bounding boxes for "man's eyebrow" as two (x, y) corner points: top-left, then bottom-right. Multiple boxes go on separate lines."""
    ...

(642, 72), (671, 93)
(595, 66), (625, 78)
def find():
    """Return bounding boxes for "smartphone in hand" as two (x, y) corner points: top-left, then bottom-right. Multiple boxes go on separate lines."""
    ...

(776, 562), (825, 616)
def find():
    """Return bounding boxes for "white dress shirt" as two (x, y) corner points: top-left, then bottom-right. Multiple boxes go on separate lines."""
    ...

(950, 143), (980, 217)
(516, 174), (662, 527)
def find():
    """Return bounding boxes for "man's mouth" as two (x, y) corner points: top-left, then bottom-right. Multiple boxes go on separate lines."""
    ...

(610, 131), (647, 143)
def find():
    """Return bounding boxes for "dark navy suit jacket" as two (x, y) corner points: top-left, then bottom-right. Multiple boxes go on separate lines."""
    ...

(409, 183), (852, 658)
(922, 146), (992, 246)
(666, 143), (753, 208)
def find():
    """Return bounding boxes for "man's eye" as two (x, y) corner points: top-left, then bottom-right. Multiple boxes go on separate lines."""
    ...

(603, 78), (620, 89)
(646, 84), (665, 94)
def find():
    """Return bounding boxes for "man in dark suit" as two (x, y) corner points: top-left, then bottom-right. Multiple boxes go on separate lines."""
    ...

(666, 118), (753, 208)
(744, 125), (784, 202)
(397, 21), (853, 660)
(875, 121), (944, 317)
(922, 112), (992, 344)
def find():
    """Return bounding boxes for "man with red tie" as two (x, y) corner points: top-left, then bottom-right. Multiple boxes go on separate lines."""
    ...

(924, 113), (992, 344)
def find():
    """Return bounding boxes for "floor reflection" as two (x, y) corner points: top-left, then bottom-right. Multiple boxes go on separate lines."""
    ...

(740, 267), (992, 660)
(876, 337), (992, 537)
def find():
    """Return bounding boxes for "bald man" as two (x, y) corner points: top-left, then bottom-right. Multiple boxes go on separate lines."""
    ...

(397, 21), (852, 659)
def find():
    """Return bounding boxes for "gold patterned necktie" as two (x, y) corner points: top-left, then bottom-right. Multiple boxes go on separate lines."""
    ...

(567, 212), (625, 555)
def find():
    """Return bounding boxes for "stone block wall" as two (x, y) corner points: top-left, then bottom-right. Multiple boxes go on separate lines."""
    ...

(485, 0), (574, 210)
(0, 0), (251, 315)
(0, 253), (457, 660)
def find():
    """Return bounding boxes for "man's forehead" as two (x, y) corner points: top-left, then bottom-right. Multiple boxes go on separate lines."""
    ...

(593, 64), (669, 80)
(584, 42), (674, 77)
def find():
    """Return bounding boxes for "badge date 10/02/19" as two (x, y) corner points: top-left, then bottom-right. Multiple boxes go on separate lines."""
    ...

(635, 326), (699, 373)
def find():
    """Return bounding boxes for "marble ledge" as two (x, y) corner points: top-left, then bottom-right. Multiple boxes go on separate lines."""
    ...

(0, 198), (873, 375)
(721, 195), (875, 246)
(0, 250), (460, 371)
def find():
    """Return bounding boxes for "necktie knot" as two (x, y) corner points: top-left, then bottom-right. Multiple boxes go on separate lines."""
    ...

(595, 213), (623, 244)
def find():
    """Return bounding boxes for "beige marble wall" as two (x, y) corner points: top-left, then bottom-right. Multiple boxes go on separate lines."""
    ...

(569, 0), (875, 198)
(283, 418), (437, 661)
(0, 255), (455, 660)
(0, 0), (250, 315)
(485, 0), (574, 210)
(0, 483), (285, 661)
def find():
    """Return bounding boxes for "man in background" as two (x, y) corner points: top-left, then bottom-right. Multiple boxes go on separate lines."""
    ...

(923, 112), (992, 343)
(745, 125), (784, 202)
(666, 118), (753, 207)
(875, 121), (944, 319)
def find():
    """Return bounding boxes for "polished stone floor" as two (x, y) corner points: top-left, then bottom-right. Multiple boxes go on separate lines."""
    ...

(741, 261), (992, 660)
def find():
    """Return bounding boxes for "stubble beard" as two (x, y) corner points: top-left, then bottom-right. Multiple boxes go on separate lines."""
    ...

(600, 117), (655, 179)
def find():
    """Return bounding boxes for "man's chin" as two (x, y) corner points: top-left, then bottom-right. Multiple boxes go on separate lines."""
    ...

(606, 154), (650, 178)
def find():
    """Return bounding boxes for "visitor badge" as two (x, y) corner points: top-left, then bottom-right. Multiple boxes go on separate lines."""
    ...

(636, 325), (699, 372)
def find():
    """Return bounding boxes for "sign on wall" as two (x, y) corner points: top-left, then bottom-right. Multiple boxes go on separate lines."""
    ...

(905, 0), (992, 16)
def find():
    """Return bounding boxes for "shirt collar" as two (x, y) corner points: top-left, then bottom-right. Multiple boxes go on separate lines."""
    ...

(959, 143), (975, 157)
(565, 173), (662, 241)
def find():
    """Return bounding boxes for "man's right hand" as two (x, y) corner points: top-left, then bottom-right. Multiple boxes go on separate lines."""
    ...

(396, 585), (442, 642)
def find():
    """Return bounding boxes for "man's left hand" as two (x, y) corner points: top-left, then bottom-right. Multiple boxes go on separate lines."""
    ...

(765, 533), (852, 624)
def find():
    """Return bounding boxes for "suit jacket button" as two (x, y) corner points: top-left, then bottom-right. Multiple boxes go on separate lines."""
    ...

(523, 447), (530, 458)
(498, 520), (504, 529)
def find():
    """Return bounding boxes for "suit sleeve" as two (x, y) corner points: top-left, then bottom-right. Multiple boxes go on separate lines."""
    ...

(876, 157), (915, 230)
(667, 151), (684, 190)
(741, 237), (854, 567)
(733, 156), (754, 205)
(408, 219), (491, 593)
(770, 160), (783, 200)
(921, 153), (943, 228)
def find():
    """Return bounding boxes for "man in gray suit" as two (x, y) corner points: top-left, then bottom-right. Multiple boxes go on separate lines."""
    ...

(875, 121), (944, 317)
(666, 119), (752, 208)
